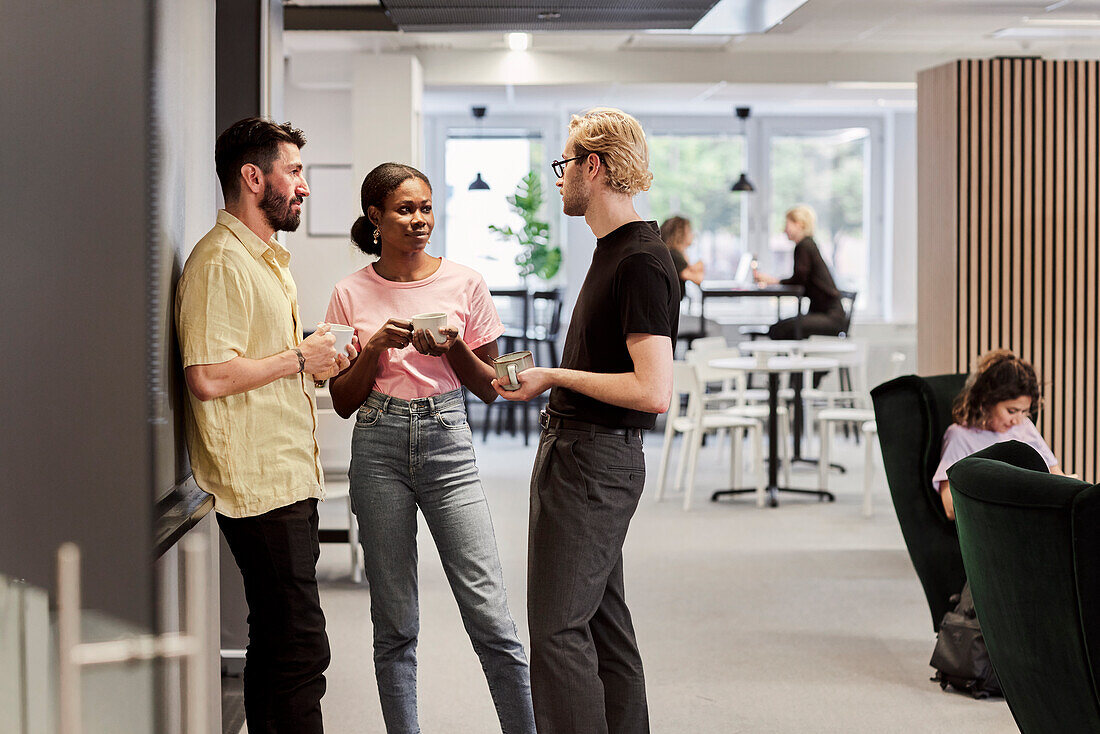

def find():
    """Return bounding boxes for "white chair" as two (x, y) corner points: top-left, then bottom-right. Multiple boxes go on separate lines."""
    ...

(816, 351), (906, 516)
(655, 362), (765, 510)
(314, 388), (364, 582)
(686, 348), (792, 487)
(685, 336), (728, 360)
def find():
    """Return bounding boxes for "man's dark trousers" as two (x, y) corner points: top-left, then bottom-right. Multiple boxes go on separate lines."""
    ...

(217, 497), (330, 734)
(528, 424), (650, 734)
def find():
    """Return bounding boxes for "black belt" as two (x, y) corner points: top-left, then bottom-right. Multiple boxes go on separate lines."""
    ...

(539, 410), (642, 438)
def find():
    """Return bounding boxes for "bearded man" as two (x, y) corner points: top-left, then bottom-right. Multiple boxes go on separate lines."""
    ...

(176, 117), (355, 733)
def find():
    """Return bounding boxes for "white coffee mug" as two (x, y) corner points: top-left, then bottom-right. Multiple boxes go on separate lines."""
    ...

(493, 350), (535, 391)
(327, 324), (355, 353)
(411, 312), (448, 345)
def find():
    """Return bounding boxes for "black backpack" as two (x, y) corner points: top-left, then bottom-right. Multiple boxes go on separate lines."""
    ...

(929, 582), (1003, 699)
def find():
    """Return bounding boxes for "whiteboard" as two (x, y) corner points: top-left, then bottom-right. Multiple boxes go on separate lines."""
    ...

(307, 164), (357, 237)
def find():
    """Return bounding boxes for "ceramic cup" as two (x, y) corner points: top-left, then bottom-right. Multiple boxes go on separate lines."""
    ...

(411, 312), (448, 345)
(327, 324), (355, 353)
(493, 350), (535, 391)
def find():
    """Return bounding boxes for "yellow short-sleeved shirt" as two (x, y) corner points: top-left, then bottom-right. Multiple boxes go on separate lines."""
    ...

(176, 210), (323, 518)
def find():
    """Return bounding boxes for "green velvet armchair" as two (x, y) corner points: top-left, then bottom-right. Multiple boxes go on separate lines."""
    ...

(870, 373), (968, 630)
(948, 441), (1100, 733)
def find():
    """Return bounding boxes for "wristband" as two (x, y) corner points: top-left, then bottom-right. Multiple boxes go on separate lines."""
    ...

(293, 347), (305, 374)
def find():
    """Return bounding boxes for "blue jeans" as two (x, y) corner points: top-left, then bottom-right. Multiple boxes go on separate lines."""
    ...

(350, 389), (535, 734)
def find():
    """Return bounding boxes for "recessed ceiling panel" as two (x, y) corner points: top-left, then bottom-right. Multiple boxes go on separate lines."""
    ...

(382, 1), (720, 31)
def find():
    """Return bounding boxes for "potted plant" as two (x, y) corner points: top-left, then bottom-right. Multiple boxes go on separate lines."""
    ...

(488, 170), (561, 282)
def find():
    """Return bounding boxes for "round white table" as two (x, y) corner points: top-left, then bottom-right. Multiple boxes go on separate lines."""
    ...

(738, 341), (859, 462)
(738, 340), (857, 356)
(709, 355), (839, 507)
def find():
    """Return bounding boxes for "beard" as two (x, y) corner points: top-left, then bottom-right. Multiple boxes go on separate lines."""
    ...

(561, 179), (589, 217)
(260, 184), (302, 232)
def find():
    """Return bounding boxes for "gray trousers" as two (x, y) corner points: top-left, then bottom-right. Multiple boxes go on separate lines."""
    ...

(527, 423), (650, 734)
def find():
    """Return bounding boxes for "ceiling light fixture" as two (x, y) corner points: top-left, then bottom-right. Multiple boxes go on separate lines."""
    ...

(507, 32), (530, 52)
(468, 106), (491, 191)
(730, 106), (755, 193)
(1022, 17), (1100, 26)
(993, 17), (1100, 38)
(829, 81), (917, 90)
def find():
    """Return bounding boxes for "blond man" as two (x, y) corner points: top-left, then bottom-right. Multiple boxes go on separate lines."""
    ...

(495, 108), (678, 733)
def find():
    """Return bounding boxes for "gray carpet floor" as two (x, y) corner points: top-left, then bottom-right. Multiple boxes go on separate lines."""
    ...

(245, 427), (1017, 733)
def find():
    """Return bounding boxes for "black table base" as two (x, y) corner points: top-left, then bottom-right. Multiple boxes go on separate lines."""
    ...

(710, 486), (835, 508)
(790, 456), (847, 473)
(709, 371), (837, 508)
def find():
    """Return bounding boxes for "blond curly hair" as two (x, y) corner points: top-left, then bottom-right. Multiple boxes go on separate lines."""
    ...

(568, 107), (653, 196)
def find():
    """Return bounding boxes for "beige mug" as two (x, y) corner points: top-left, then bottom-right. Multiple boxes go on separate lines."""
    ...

(411, 312), (448, 345)
(493, 350), (534, 391)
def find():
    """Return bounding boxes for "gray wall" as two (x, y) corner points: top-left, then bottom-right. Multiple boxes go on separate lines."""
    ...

(2, 1), (154, 628)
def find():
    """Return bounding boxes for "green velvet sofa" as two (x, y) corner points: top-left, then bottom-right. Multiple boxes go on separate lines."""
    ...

(949, 441), (1100, 733)
(871, 373), (968, 630)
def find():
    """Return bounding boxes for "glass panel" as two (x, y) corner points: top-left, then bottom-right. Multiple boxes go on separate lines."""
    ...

(648, 134), (746, 280)
(0, 572), (157, 734)
(444, 136), (547, 287)
(768, 128), (870, 301)
(1, 574), (51, 733)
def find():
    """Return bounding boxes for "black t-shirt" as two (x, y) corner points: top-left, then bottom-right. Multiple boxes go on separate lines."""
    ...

(668, 247), (689, 300)
(548, 220), (679, 429)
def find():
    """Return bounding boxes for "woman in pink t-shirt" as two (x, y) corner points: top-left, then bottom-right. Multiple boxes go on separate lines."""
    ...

(933, 349), (1064, 520)
(326, 163), (534, 733)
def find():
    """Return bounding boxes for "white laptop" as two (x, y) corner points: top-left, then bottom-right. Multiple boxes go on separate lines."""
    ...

(732, 252), (755, 285)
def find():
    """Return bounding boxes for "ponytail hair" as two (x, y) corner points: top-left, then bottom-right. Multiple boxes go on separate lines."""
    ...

(350, 162), (432, 256)
(952, 348), (1041, 428)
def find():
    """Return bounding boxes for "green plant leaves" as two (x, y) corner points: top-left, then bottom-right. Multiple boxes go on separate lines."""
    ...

(489, 170), (561, 281)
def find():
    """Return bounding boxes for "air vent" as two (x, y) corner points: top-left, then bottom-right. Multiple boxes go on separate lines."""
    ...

(381, 1), (720, 32)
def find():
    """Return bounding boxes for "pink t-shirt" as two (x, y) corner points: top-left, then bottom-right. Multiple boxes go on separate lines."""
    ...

(325, 258), (505, 400)
(932, 418), (1058, 489)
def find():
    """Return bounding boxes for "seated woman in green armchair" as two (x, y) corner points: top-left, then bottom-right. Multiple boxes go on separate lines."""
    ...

(933, 349), (1065, 520)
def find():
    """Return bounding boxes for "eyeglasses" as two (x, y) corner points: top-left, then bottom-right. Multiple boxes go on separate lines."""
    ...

(551, 154), (587, 179)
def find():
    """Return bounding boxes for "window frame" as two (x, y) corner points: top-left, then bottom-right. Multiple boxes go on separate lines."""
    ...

(635, 112), (887, 320)
(757, 115), (886, 320)
(423, 112), (562, 273)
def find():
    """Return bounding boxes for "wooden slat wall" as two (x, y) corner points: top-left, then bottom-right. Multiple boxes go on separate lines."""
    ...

(929, 59), (1099, 480)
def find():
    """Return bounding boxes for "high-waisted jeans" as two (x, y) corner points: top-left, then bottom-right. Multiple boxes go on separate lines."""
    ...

(350, 388), (535, 734)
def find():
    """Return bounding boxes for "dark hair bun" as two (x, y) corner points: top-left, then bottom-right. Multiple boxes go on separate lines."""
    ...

(350, 215), (379, 256)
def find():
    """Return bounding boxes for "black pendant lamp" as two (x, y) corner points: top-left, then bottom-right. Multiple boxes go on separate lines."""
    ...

(730, 106), (756, 193)
(468, 106), (490, 191)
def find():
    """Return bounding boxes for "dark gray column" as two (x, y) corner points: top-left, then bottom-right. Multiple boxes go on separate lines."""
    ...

(1, 0), (154, 628)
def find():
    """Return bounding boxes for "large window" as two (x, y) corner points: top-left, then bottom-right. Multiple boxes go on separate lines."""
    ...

(443, 136), (546, 287)
(647, 134), (746, 280)
(767, 127), (871, 301)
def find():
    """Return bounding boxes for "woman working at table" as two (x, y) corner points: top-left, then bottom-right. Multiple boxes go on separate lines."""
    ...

(659, 215), (705, 300)
(753, 204), (844, 339)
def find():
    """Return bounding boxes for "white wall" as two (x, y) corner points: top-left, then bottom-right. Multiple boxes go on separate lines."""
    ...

(283, 85), (371, 325)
